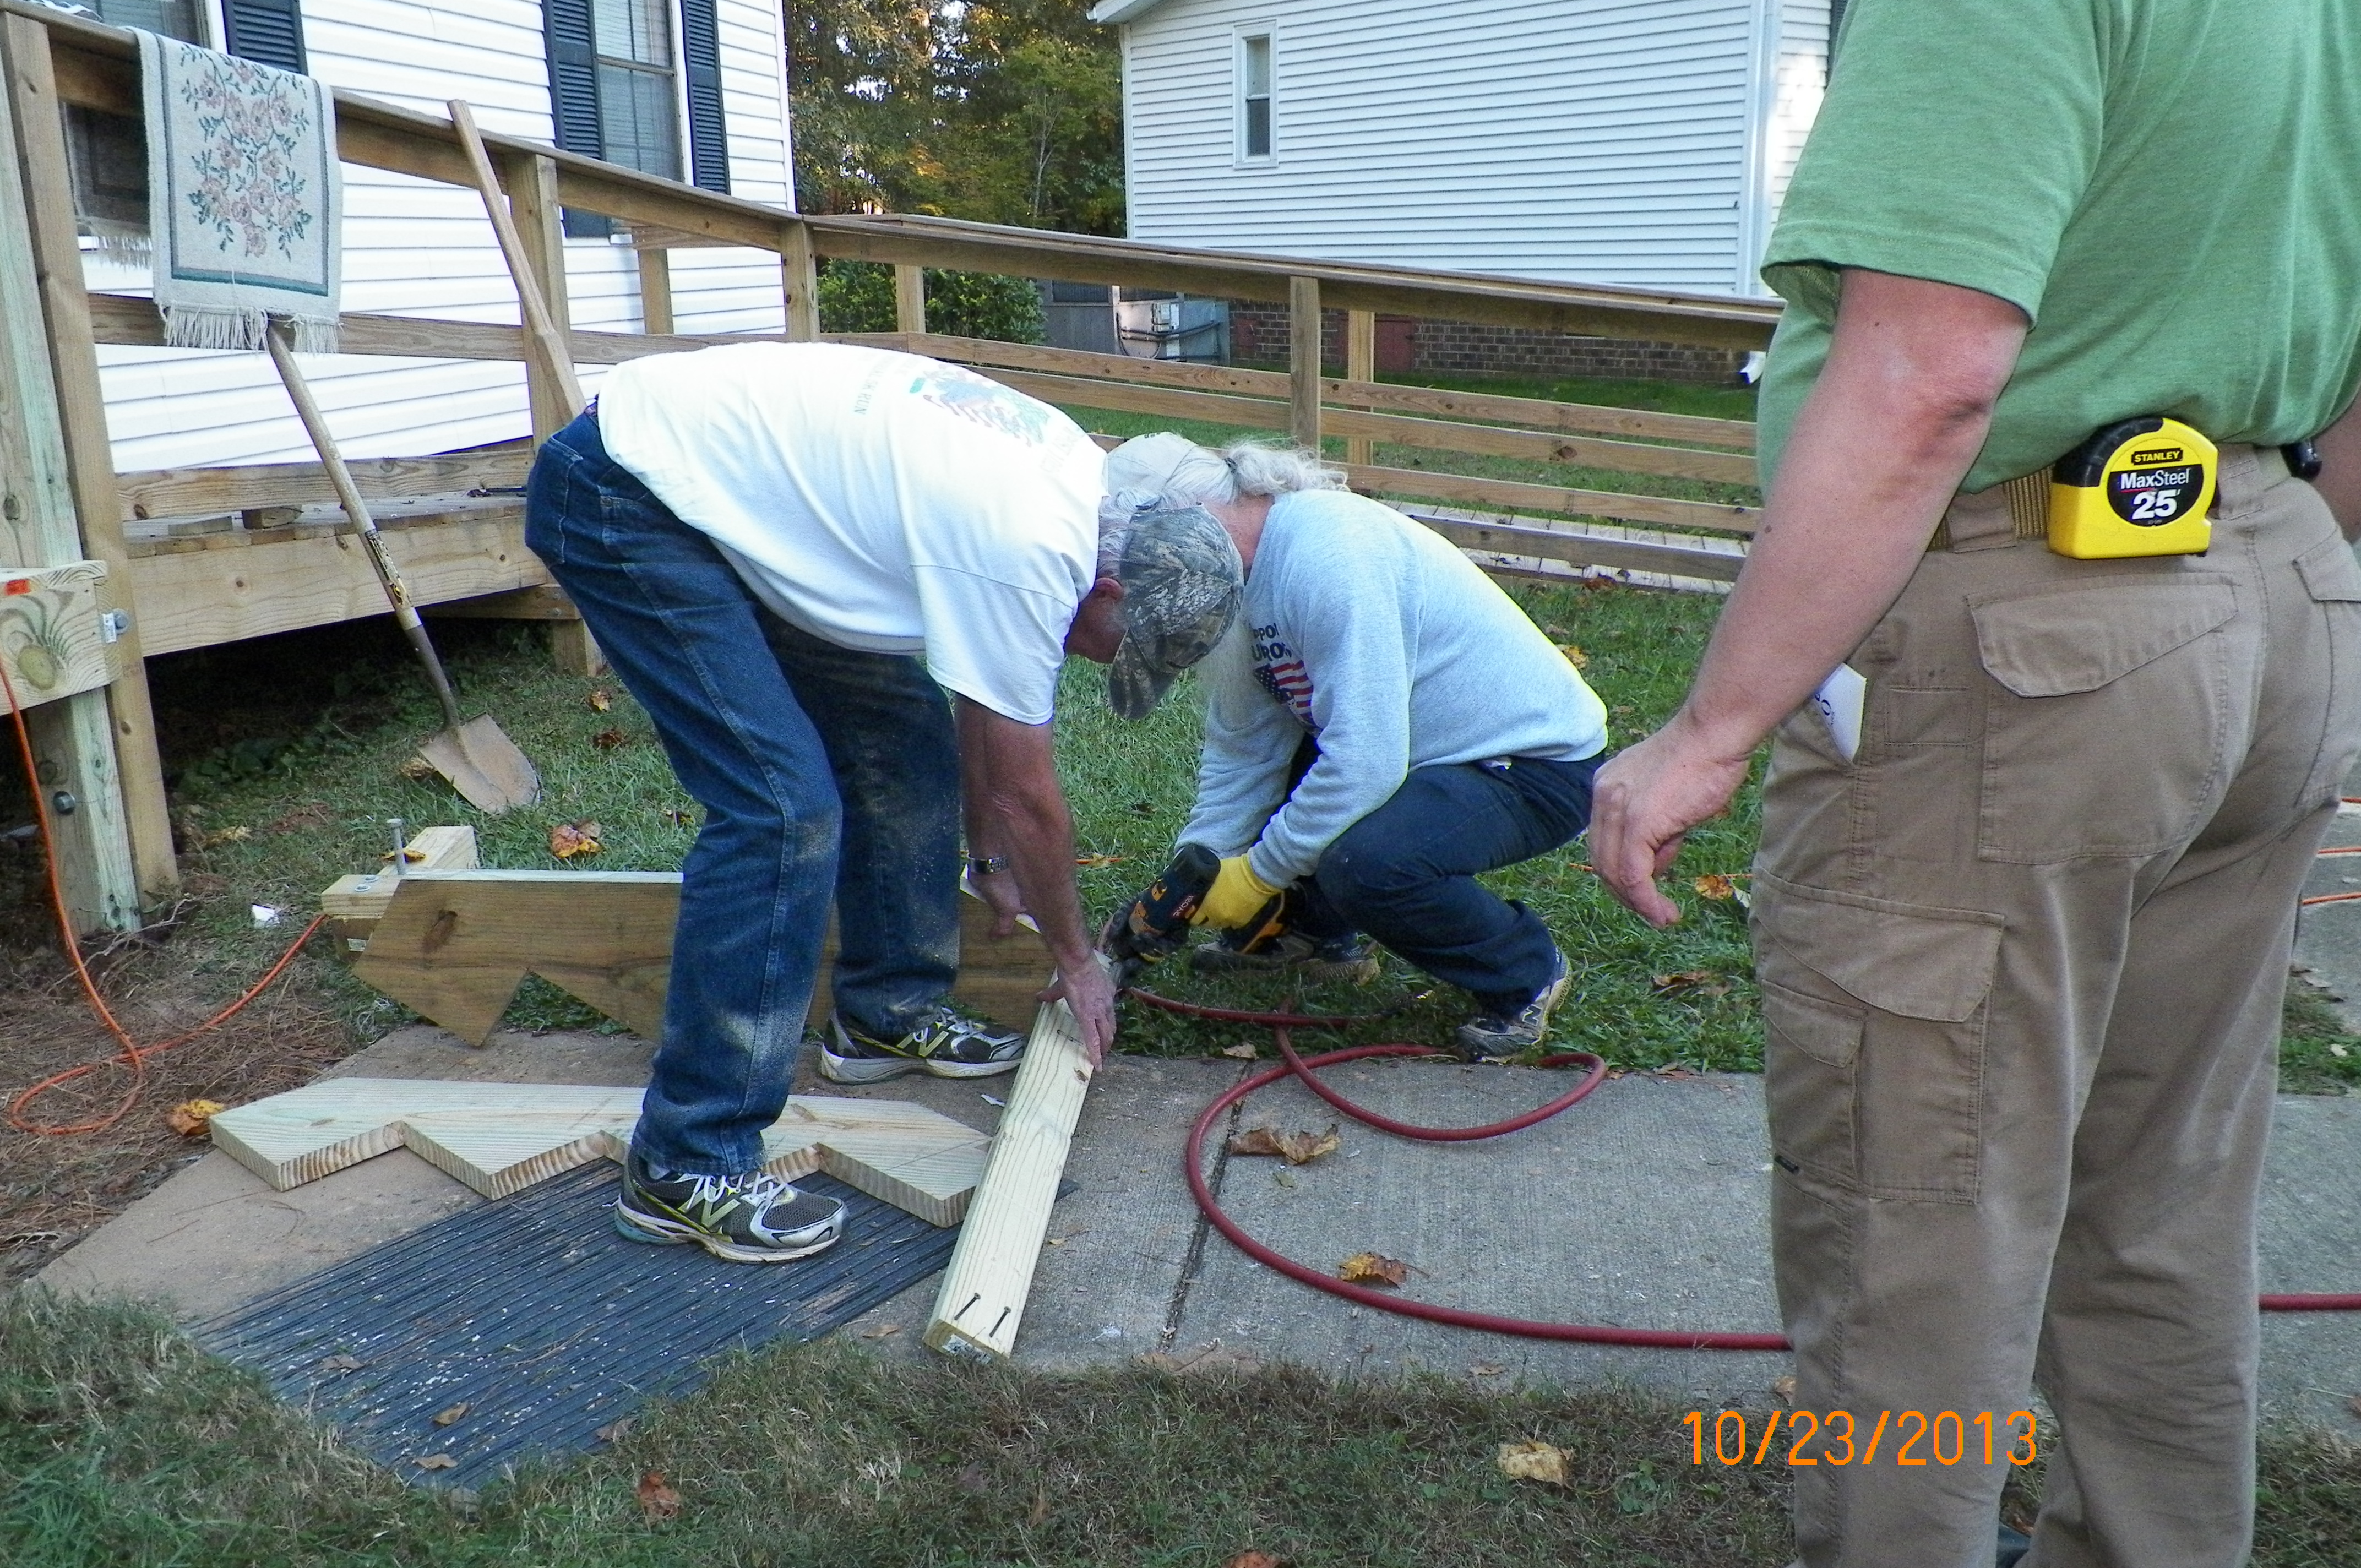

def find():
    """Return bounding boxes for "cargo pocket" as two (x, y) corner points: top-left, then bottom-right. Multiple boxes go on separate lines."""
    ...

(2294, 537), (2361, 809)
(1753, 874), (2003, 1203)
(1972, 575), (2237, 862)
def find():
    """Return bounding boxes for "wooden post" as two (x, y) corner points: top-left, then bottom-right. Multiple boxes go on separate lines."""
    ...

(637, 246), (674, 336)
(1288, 275), (1322, 453)
(2, 12), (171, 925)
(1343, 309), (1376, 469)
(893, 262), (926, 337)
(498, 149), (578, 445)
(781, 219), (820, 341)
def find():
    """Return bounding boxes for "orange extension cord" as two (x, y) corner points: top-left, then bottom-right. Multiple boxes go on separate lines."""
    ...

(2, 657), (324, 1137)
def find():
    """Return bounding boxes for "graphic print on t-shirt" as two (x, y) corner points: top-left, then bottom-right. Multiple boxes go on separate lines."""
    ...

(1252, 622), (1316, 728)
(906, 363), (1057, 449)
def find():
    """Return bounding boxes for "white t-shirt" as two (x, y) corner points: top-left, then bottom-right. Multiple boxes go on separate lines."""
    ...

(595, 342), (1105, 725)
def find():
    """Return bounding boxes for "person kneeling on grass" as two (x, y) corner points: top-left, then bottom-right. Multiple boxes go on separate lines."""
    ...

(1103, 435), (1610, 1058)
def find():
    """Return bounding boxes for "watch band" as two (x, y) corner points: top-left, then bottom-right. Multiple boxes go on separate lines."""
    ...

(967, 854), (1010, 878)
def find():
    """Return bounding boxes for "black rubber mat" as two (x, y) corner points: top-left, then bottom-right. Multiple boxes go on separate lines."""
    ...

(192, 1164), (956, 1489)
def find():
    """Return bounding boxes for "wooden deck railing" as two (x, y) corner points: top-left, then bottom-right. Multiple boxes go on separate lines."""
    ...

(1, 0), (1778, 926)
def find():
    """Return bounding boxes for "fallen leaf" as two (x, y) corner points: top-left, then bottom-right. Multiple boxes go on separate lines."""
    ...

(595, 1418), (633, 1443)
(200, 825), (252, 848)
(1029, 1487), (1051, 1527)
(592, 728), (629, 750)
(164, 1098), (224, 1137)
(1338, 1251), (1410, 1288)
(636, 1470), (682, 1523)
(380, 845), (426, 864)
(860, 1322), (902, 1339)
(587, 688), (613, 712)
(657, 804), (694, 827)
(1223, 1553), (1285, 1568)
(398, 756), (438, 782)
(549, 820), (603, 859)
(1228, 1124), (1340, 1165)
(1496, 1439), (1571, 1486)
(318, 1354), (363, 1374)
(1692, 873), (1738, 901)
(414, 1453), (458, 1471)
(1650, 969), (1729, 999)
(1470, 1362), (1505, 1378)
(1074, 852), (1125, 868)
(1218, 1041), (1260, 1060)
(1555, 644), (1590, 669)
(432, 1402), (470, 1427)
(1771, 1375), (1798, 1406)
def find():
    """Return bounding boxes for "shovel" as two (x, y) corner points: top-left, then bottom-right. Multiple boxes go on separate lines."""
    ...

(265, 324), (541, 813)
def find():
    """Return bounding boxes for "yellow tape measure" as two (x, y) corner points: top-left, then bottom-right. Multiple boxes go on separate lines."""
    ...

(2048, 416), (2217, 559)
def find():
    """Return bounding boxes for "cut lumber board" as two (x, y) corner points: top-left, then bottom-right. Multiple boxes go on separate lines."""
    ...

(209, 1077), (992, 1224)
(923, 999), (1093, 1359)
(320, 826), (480, 927)
(349, 870), (1052, 1046)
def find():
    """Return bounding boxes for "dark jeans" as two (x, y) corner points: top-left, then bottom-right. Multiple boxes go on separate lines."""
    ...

(1290, 755), (1597, 1012)
(523, 410), (961, 1174)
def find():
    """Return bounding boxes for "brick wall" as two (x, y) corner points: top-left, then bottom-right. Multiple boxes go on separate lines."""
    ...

(1226, 301), (1747, 386)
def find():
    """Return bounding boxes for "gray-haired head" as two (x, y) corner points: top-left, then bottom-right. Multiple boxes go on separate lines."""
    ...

(1102, 503), (1244, 721)
(1102, 433), (1343, 517)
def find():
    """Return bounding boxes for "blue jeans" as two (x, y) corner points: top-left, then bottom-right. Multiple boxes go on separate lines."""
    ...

(524, 410), (961, 1174)
(1290, 755), (1597, 1012)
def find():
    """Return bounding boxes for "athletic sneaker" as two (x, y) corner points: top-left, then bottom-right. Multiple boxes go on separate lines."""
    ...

(613, 1148), (846, 1262)
(1452, 948), (1572, 1060)
(1190, 926), (1383, 985)
(819, 1004), (1025, 1084)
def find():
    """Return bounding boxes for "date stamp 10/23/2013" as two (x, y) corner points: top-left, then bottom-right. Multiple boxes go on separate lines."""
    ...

(1682, 1409), (2041, 1469)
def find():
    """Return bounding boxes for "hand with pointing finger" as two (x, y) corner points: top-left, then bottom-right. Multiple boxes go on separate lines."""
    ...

(1588, 712), (1755, 929)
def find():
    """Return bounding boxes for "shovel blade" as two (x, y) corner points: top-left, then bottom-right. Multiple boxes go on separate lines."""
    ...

(415, 714), (540, 813)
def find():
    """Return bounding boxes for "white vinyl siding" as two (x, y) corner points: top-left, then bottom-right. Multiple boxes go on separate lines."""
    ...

(90, 0), (791, 472)
(1120, 0), (1820, 297)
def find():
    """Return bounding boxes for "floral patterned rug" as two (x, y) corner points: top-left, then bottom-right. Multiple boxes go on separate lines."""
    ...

(136, 30), (341, 352)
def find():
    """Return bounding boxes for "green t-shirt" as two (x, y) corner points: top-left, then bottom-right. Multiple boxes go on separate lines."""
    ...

(1759, 0), (2361, 493)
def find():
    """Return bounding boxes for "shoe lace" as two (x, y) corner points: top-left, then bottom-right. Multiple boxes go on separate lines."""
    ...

(682, 1168), (798, 1219)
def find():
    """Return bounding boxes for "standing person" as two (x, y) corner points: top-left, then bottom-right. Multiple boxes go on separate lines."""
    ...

(1589, 3), (2361, 1564)
(524, 343), (1242, 1262)
(1105, 435), (1609, 1057)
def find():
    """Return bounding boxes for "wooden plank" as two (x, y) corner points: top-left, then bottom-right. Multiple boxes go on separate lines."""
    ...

(320, 825), (481, 924)
(86, 292), (790, 368)
(491, 142), (584, 440)
(1324, 377), (1756, 453)
(0, 559), (122, 712)
(348, 869), (1054, 1047)
(419, 585), (580, 622)
(1344, 310), (1375, 469)
(782, 219), (820, 342)
(980, 368), (1287, 432)
(117, 446), (533, 522)
(208, 1077), (991, 1222)
(3, 9), (171, 921)
(126, 510), (544, 655)
(1412, 513), (1745, 584)
(1290, 275), (1322, 451)
(1345, 461), (1760, 536)
(894, 263), (926, 334)
(1324, 406), (1757, 486)
(637, 247), (674, 336)
(924, 998), (1092, 1359)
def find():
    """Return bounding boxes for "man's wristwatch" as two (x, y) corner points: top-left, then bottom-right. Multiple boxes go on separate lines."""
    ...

(967, 854), (1010, 879)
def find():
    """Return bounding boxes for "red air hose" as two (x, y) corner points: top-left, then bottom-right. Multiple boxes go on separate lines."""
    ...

(1133, 989), (2361, 1347)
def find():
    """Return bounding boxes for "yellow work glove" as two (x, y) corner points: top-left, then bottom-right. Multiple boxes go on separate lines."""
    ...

(1192, 855), (1282, 930)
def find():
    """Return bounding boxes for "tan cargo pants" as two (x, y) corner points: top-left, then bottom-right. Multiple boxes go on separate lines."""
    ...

(1754, 448), (2361, 1568)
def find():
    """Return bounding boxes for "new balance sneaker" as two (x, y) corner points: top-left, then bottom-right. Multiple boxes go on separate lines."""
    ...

(1452, 948), (1573, 1060)
(613, 1148), (846, 1262)
(1190, 927), (1383, 985)
(819, 1005), (1025, 1084)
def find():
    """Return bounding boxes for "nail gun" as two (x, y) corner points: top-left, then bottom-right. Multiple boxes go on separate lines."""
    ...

(1101, 842), (1289, 988)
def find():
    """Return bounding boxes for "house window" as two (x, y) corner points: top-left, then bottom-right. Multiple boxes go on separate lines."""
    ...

(70, 0), (214, 234)
(1238, 28), (1273, 162)
(89, 0), (206, 43)
(547, 0), (729, 236)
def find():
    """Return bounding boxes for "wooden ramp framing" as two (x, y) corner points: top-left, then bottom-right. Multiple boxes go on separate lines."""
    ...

(209, 1077), (993, 1226)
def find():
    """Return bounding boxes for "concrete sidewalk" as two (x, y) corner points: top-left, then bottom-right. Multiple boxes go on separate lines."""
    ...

(34, 1017), (2361, 1434)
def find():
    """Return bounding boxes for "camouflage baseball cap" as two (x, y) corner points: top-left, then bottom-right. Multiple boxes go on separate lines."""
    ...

(1106, 504), (1244, 721)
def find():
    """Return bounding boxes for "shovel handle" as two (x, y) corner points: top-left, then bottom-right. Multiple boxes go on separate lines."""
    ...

(266, 325), (468, 733)
(449, 99), (585, 418)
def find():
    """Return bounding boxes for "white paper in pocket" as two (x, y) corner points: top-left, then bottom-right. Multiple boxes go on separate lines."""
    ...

(1810, 664), (1866, 761)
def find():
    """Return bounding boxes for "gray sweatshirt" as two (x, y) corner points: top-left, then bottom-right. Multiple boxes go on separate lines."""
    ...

(1179, 489), (1610, 885)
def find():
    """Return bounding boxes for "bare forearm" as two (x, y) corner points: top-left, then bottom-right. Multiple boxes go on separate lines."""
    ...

(980, 782), (1094, 967)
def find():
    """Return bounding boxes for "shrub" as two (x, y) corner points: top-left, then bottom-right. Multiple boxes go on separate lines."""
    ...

(815, 259), (1045, 344)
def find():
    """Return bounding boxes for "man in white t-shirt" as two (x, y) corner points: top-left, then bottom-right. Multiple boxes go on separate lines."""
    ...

(524, 343), (1243, 1263)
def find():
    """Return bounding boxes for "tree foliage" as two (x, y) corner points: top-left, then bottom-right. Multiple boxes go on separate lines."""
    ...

(790, 1), (1123, 236)
(815, 260), (1046, 342)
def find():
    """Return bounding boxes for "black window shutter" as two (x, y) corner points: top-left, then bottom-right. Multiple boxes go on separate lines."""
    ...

(679, 0), (728, 193)
(543, 0), (610, 237)
(222, 0), (307, 73)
